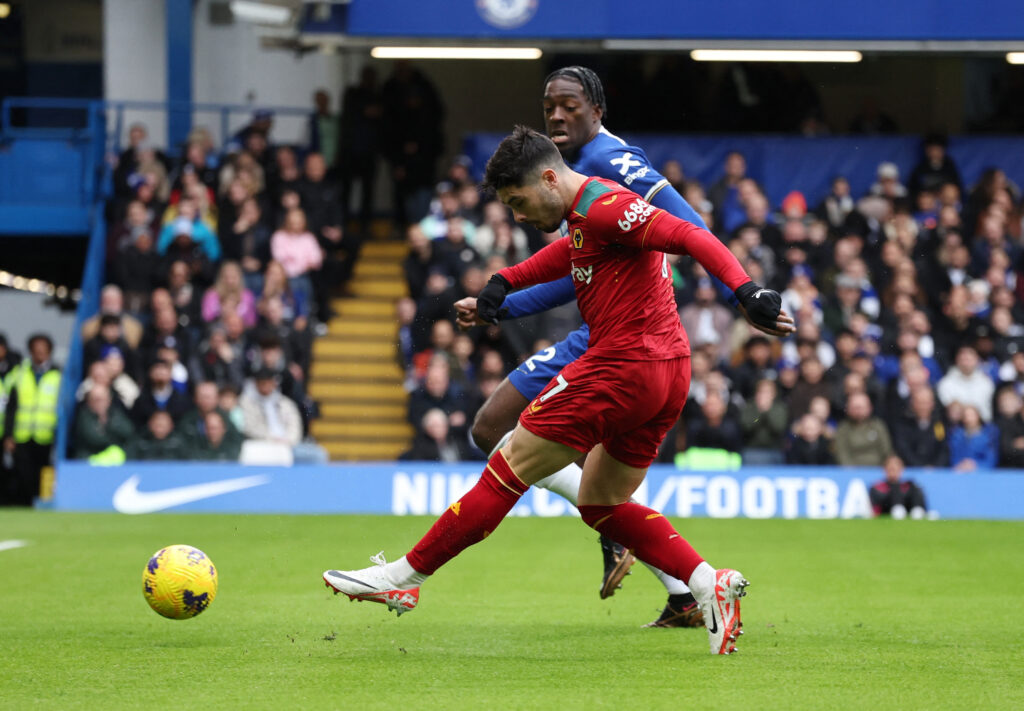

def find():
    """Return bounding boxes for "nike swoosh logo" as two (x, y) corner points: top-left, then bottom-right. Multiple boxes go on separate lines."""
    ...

(327, 571), (379, 591)
(113, 474), (272, 514)
(529, 403), (542, 413)
(707, 607), (719, 634)
(601, 195), (618, 205)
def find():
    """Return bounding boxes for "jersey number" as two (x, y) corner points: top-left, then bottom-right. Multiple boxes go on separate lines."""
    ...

(539, 374), (569, 403)
(523, 347), (557, 372)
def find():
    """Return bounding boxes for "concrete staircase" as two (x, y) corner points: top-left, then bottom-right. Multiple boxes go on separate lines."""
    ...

(309, 239), (413, 460)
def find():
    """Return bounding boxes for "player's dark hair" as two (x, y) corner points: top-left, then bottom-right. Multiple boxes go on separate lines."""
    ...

(482, 125), (564, 193)
(544, 66), (607, 119)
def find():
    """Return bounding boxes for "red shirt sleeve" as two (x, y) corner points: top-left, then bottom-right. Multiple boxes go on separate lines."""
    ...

(498, 236), (572, 289)
(592, 194), (751, 291)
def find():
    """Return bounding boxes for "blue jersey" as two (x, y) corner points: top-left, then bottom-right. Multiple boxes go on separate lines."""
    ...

(504, 126), (709, 322)
(505, 126), (710, 399)
(573, 127), (697, 217)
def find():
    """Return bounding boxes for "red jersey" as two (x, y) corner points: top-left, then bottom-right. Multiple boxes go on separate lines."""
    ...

(500, 177), (750, 361)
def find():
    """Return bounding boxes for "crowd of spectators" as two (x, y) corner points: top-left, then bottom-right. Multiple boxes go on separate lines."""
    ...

(399, 137), (1024, 472)
(68, 61), (1024, 472)
(74, 62), (452, 464)
(77, 107), (346, 463)
(73, 277), (319, 463)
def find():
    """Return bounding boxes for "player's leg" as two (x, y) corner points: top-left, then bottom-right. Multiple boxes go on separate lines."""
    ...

(469, 376), (528, 456)
(479, 336), (636, 596)
(640, 566), (704, 628)
(488, 345), (693, 607)
(576, 443), (748, 654)
(577, 357), (746, 653)
(470, 362), (594, 533)
(323, 424), (582, 615)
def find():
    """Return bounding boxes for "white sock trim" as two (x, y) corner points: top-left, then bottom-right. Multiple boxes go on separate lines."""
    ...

(533, 462), (582, 506)
(387, 555), (429, 588)
(641, 562), (691, 595)
(687, 561), (716, 599)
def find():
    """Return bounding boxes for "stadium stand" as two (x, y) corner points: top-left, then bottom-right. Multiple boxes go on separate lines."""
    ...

(3, 89), (1023, 472)
(75, 124), (1024, 468)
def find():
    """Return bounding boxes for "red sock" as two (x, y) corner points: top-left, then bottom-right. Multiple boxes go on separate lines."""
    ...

(578, 503), (704, 583)
(406, 451), (529, 575)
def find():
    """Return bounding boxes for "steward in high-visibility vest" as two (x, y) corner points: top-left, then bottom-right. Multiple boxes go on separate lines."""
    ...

(2, 334), (61, 506)
(4, 358), (62, 445)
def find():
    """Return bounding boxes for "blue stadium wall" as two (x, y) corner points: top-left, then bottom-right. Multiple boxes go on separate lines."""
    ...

(54, 462), (1024, 520)
(465, 133), (1024, 209)
(308, 0), (1024, 41)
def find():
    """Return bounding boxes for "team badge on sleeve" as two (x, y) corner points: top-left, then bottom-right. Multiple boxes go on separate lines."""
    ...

(572, 228), (584, 249)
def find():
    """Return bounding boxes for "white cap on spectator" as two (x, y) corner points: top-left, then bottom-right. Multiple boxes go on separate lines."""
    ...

(877, 162), (899, 180)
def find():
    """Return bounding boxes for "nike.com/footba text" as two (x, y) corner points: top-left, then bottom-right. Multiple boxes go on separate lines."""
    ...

(390, 472), (876, 518)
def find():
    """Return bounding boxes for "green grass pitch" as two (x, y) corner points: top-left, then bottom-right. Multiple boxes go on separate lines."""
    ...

(1, 510), (1022, 710)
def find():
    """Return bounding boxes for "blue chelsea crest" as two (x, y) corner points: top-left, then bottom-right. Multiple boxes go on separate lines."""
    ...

(476, 0), (538, 29)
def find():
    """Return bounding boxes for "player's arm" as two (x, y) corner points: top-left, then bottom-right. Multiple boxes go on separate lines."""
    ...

(647, 182), (709, 231)
(454, 275), (575, 329)
(475, 238), (572, 324)
(601, 199), (794, 337)
(590, 145), (741, 303)
(638, 174), (748, 306)
(588, 143), (709, 229)
(502, 275), (576, 318)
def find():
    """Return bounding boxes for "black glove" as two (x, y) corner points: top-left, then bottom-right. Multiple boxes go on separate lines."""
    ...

(734, 281), (782, 330)
(477, 273), (512, 324)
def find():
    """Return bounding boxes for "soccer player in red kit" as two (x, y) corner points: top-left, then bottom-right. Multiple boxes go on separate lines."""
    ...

(323, 126), (794, 655)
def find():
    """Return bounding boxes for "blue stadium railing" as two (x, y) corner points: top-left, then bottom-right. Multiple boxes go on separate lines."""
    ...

(53, 205), (109, 467)
(0, 99), (107, 234)
(0, 97), (313, 236)
(0, 97), (312, 467)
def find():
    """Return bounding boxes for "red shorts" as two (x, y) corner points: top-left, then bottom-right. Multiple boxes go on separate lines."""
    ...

(518, 354), (690, 468)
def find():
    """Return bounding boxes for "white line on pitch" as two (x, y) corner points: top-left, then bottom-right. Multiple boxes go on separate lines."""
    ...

(0, 539), (29, 552)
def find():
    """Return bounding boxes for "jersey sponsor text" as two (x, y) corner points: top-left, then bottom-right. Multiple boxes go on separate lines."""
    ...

(617, 199), (655, 231)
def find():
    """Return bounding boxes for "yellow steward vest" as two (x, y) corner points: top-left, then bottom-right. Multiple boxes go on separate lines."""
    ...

(8, 362), (61, 445)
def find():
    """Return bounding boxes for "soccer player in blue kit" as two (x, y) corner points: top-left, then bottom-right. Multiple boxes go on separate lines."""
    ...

(456, 66), (715, 628)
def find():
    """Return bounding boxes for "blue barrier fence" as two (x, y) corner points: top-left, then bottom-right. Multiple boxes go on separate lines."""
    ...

(53, 462), (1024, 520)
(52, 206), (108, 466)
(465, 132), (1024, 209)
(0, 98), (312, 236)
(0, 100), (106, 234)
(0, 97), (313, 155)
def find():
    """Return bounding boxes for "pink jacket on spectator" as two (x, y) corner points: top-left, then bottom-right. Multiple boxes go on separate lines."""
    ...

(271, 230), (323, 278)
(201, 287), (258, 327)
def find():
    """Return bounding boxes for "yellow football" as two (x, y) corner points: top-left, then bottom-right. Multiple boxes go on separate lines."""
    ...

(142, 545), (218, 619)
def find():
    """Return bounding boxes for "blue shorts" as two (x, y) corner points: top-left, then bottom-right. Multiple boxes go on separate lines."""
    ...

(508, 327), (589, 400)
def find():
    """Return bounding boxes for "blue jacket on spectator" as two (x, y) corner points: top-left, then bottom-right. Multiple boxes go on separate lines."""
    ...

(948, 423), (999, 469)
(874, 353), (942, 384)
(157, 217), (222, 262)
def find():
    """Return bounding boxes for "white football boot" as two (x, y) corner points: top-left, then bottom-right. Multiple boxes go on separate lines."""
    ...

(695, 568), (749, 654)
(323, 553), (420, 616)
